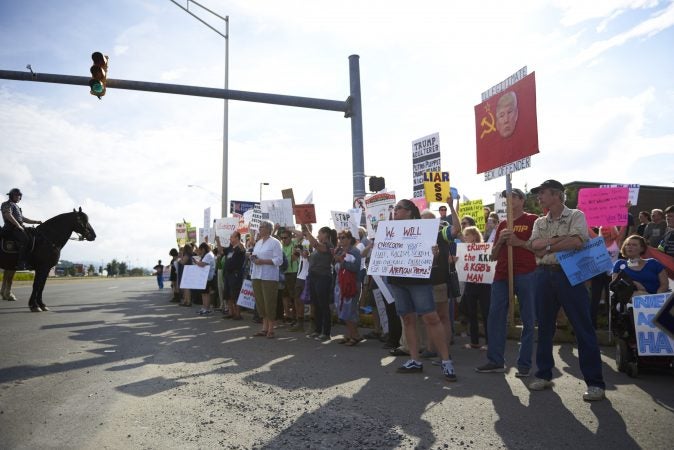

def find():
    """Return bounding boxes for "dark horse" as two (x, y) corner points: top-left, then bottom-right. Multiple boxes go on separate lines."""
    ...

(0, 208), (96, 311)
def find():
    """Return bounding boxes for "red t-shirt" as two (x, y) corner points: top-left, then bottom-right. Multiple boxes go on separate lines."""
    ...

(493, 213), (538, 281)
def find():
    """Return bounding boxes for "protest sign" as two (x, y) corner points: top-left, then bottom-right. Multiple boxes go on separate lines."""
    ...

(282, 188), (296, 206)
(176, 223), (187, 246)
(494, 192), (507, 221)
(631, 293), (674, 356)
(371, 275), (395, 304)
(410, 197), (428, 212)
(460, 199), (486, 232)
(179, 265), (209, 290)
(234, 213), (248, 234)
(247, 207), (262, 232)
(556, 237), (614, 286)
(229, 200), (257, 215)
(423, 171), (450, 204)
(236, 279), (256, 310)
(294, 204), (316, 224)
(198, 227), (206, 243)
(261, 199), (294, 227)
(455, 243), (496, 284)
(331, 210), (361, 236)
(599, 183), (640, 205)
(347, 208), (362, 235)
(577, 187), (629, 227)
(364, 191), (396, 238)
(208, 227), (215, 243)
(215, 217), (240, 241)
(187, 226), (197, 243)
(474, 70), (539, 175)
(371, 288), (389, 333)
(368, 219), (439, 278)
(412, 133), (441, 198)
(203, 207), (211, 230)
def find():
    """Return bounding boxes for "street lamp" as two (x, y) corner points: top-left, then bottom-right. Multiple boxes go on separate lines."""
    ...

(170, 0), (229, 218)
(259, 182), (269, 204)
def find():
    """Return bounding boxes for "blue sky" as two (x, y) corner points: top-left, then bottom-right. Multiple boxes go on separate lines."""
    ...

(1, 0), (673, 269)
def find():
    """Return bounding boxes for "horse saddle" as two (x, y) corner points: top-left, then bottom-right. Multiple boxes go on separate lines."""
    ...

(0, 228), (36, 254)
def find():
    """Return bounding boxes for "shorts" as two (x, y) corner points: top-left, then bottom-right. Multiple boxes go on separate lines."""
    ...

(225, 272), (243, 299)
(432, 283), (448, 304)
(199, 278), (215, 295)
(388, 283), (435, 317)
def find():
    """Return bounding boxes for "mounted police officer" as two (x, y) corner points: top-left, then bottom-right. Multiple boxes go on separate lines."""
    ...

(1, 188), (43, 270)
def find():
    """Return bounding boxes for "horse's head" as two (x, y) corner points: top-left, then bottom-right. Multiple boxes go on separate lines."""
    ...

(73, 207), (96, 241)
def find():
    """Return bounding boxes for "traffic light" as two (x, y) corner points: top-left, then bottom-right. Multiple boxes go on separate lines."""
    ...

(369, 176), (385, 192)
(89, 52), (109, 99)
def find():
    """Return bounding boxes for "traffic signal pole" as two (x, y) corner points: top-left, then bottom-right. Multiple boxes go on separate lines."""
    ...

(0, 61), (366, 202)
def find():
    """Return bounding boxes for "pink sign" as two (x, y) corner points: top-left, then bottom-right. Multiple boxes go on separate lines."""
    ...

(577, 187), (629, 227)
(410, 197), (427, 211)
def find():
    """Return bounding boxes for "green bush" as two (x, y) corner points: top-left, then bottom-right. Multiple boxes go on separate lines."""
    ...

(0, 271), (35, 281)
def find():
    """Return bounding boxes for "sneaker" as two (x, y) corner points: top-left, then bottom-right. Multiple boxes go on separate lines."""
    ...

(528, 377), (554, 391)
(475, 362), (505, 373)
(197, 309), (207, 315)
(396, 359), (423, 374)
(442, 360), (457, 382)
(515, 367), (531, 378)
(582, 386), (605, 402)
(316, 334), (330, 342)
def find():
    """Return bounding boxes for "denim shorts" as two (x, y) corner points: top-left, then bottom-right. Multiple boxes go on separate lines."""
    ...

(389, 283), (436, 316)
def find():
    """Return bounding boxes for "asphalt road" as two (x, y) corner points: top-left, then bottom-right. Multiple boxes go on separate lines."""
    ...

(0, 277), (672, 449)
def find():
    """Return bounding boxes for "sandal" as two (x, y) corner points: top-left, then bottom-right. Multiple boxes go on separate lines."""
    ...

(464, 343), (481, 349)
(345, 337), (363, 347)
(266, 332), (275, 339)
(253, 331), (267, 337)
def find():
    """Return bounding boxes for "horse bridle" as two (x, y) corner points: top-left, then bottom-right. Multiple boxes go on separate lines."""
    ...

(71, 213), (92, 241)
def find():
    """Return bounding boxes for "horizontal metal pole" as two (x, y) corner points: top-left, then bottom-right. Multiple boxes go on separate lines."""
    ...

(0, 70), (349, 113)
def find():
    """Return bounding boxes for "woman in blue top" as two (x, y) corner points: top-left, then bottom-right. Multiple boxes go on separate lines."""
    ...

(612, 235), (668, 296)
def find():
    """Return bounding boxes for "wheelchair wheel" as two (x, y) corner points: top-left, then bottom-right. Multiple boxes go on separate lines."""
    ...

(626, 361), (639, 378)
(615, 340), (630, 373)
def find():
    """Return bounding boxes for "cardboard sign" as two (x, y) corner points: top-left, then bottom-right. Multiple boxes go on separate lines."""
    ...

(410, 197), (428, 212)
(556, 237), (614, 286)
(261, 199), (294, 227)
(599, 183), (640, 205)
(236, 279), (256, 310)
(282, 188), (296, 207)
(179, 265), (209, 290)
(203, 207), (211, 230)
(494, 192), (507, 221)
(577, 187), (629, 227)
(423, 171), (450, 204)
(247, 207), (262, 232)
(653, 292), (674, 340)
(460, 199), (486, 232)
(455, 242), (496, 284)
(367, 219), (439, 278)
(364, 191), (397, 238)
(474, 71), (539, 174)
(371, 288), (390, 333)
(187, 226), (197, 243)
(331, 210), (360, 236)
(215, 217), (240, 241)
(294, 204), (316, 224)
(371, 275), (396, 304)
(176, 223), (187, 246)
(631, 293), (674, 356)
(412, 133), (441, 198)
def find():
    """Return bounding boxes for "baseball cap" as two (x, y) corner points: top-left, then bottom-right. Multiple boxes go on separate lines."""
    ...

(501, 188), (526, 199)
(531, 180), (564, 194)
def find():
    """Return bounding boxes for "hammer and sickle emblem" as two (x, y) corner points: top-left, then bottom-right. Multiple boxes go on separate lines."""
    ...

(480, 112), (496, 139)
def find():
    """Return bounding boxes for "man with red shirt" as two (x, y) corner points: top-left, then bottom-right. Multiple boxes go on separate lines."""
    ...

(476, 188), (537, 376)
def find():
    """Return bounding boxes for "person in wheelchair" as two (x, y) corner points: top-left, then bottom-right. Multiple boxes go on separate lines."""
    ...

(612, 235), (669, 297)
(1, 188), (43, 270)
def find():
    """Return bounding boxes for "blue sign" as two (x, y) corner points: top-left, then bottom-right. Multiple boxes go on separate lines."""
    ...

(556, 237), (613, 286)
(229, 200), (258, 215)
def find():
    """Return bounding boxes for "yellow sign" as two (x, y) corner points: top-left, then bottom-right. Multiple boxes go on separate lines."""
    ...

(423, 171), (450, 204)
(460, 199), (486, 232)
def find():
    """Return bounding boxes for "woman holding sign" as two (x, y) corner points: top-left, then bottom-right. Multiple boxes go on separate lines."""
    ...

(304, 226), (337, 342)
(388, 199), (457, 382)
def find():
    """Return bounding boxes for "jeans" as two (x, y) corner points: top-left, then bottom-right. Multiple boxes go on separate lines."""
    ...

(486, 273), (536, 369)
(590, 273), (610, 329)
(310, 273), (333, 336)
(156, 274), (164, 289)
(534, 267), (605, 388)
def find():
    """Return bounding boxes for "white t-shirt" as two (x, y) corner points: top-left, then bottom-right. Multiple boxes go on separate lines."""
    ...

(201, 251), (216, 280)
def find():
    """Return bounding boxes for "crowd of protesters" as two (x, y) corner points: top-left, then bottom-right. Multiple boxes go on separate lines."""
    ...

(161, 184), (674, 401)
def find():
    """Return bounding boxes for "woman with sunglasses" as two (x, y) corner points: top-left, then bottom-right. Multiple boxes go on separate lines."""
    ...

(388, 199), (457, 381)
(334, 230), (363, 345)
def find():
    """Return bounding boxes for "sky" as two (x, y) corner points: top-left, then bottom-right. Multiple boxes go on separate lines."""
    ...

(1, 0), (673, 270)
